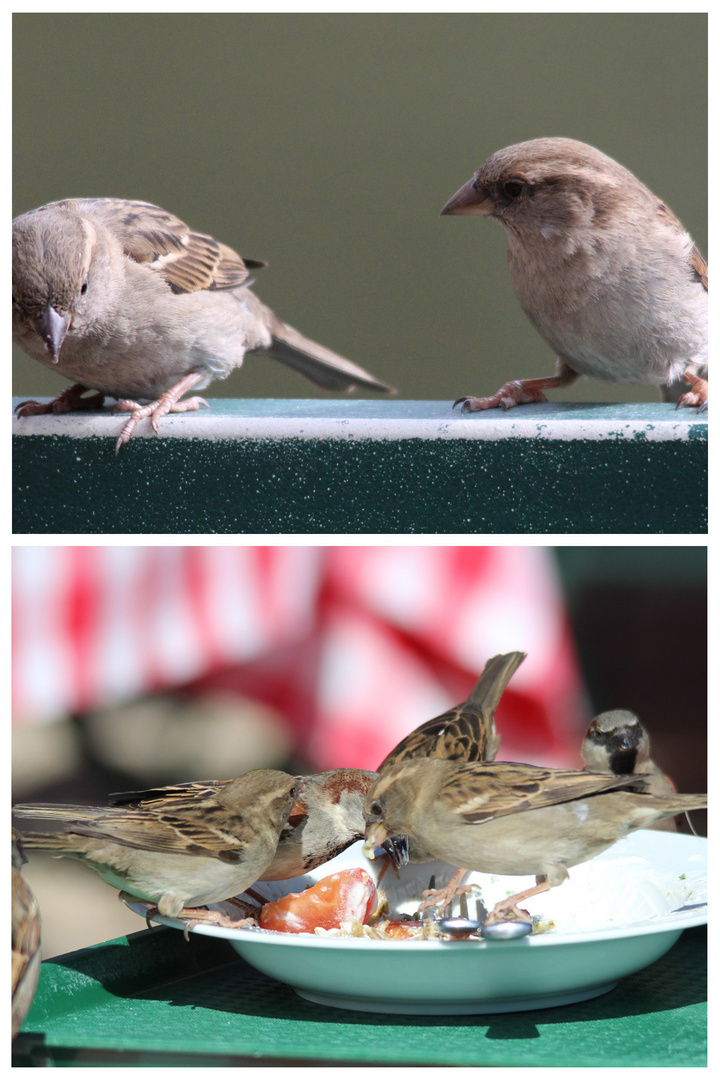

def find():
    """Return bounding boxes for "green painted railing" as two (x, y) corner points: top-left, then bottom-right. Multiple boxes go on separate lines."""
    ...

(13, 400), (707, 534)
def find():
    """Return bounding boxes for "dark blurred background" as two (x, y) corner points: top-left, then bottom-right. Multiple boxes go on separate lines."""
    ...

(13, 13), (707, 406)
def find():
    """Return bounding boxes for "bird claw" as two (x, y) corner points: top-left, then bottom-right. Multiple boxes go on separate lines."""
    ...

(484, 902), (533, 927)
(113, 391), (210, 453)
(14, 385), (106, 417)
(417, 869), (471, 914)
(675, 372), (708, 411)
(454, 382), (549, 412)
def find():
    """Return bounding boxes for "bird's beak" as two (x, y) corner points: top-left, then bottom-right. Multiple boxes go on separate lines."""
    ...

(383, 834), (410, 868)
(34, 303), (70, 363)
(286, 784), (308, 828)
(362, 821), (388, 859)
(441, 177), (492, 216)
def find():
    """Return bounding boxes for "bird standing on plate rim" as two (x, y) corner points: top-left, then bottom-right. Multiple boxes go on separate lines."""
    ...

(109, 767), (379, 882)
(13, 769), (301, 926)
(582, 709), (680, 832)
(442, 137), (707, 412)
(12, 198), (393, 452)
(362, 757), (707, 926)
(375, 650), (526, 912)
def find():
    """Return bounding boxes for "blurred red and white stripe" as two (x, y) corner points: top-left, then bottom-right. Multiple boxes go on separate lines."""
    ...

(12, 546), (588, 769)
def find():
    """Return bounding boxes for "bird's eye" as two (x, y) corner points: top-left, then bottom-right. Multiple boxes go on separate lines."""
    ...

(370, 801), (382, 817)
(502, 179), (525, 199)
(80, 276), (88, 295)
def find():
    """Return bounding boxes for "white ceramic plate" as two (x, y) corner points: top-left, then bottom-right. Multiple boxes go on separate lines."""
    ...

(127, 830), (706, 1015)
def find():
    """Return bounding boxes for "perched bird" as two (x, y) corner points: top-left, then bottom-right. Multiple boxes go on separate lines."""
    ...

(363, 757), (707, 926)
(376, 651), (526, 910)
(13, 769), (300, 925)
(378, 651), (526, 770)
(12, 831), (41, 1039)
(582, 709), (678, 831)
(110, 767), (378, 882)
(442, 137), (708, 412)
(12, 199), (393, 451)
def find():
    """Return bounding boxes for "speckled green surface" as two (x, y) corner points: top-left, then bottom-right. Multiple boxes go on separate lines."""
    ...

(13, 925), (706, 1066)
(12, 400), (708, 533)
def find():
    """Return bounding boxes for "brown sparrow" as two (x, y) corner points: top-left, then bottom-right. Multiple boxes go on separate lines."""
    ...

(363, 757), (706, 925)
(13, 769), (300, 924)
(582, 709), (678, 831)
(12, 199), (393, 451)
(110, 767), (378, 881)
(12, 831), (41, 1039)
(376, 651), (526, 910)
(378, 650), (526, 769)
(442, 137), (707, 412)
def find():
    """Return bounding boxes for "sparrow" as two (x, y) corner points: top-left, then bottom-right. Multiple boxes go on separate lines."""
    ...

(442, 137), (708, 412)
(363, 757), (707, 925)
(12, 198), (394, 451)
(376, 651), (526, 910)
(582, 709), (678, 831)
(109, 767), (378, 882)
(378, 651), (526, 770)
(13, 769), (300, 925)
(12, 831), (41, 1039)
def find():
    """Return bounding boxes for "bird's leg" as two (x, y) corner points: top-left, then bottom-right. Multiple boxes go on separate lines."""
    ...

(178, 906), (259, 940)
(141, 898), (259, 939)
(112, 372), (209, 453)
(455, 361), (578, 412)
(418, 868), (470, 914)
(14, 383), (106, 417)
(484, 873), (561, 926)
(676, 367), (708, 412)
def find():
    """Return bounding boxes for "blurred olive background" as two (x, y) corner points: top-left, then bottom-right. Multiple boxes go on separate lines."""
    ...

(13, 13), (707, 405)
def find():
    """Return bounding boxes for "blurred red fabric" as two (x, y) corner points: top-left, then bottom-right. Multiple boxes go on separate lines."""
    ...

(12, 546), (588, 769)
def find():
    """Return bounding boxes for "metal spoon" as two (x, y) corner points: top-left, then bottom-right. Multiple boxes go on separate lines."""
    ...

(438, 889), (533, 940)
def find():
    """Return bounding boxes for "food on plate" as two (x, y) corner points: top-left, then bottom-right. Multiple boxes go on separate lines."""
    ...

(259, 868), (378, 934)
(315, 919), (443, 940)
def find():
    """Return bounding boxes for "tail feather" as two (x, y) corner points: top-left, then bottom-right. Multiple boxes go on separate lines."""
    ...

(15, 831), (76, 853)
(14, 803), (103, 821)
(646, 793), (707, 815)
(466, 651), (527, 712)
(263, 313), (394, 394)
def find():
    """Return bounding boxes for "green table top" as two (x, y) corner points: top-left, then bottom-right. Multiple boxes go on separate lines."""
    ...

(13, 923), (707, 1067)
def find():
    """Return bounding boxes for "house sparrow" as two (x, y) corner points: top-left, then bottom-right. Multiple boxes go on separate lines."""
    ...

(12, 831), (41, 1039)
(13, 769), (300, 925)
(363, 757), (707, 925)
(110, 767), (378, 882)
(378, 651), (526, 770)
(582, 709), (678, 831)
(376, 651), (526, 910)
(12, 199), (393, 451)
(442, 137), (707, 412)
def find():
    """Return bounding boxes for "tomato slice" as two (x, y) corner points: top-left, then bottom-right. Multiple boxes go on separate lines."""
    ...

(259, 868), (378, 934)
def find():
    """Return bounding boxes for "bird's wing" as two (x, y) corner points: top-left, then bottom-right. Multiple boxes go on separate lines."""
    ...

(80, 198), (265, 293)
(656, 200), (707, 291)
(441, 762), (640, 823)
(15, 799), (254, 863)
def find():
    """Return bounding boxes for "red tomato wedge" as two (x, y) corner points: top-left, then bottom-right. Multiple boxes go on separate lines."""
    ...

(259, 868), (378, 933)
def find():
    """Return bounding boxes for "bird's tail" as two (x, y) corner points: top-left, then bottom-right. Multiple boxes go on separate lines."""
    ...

(466, 651), (527, 712)
(644, 793), (707, 815)
(14, 803), (101, 822)
(13, 830), (74, 853)
(263, 312), (394, 394)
